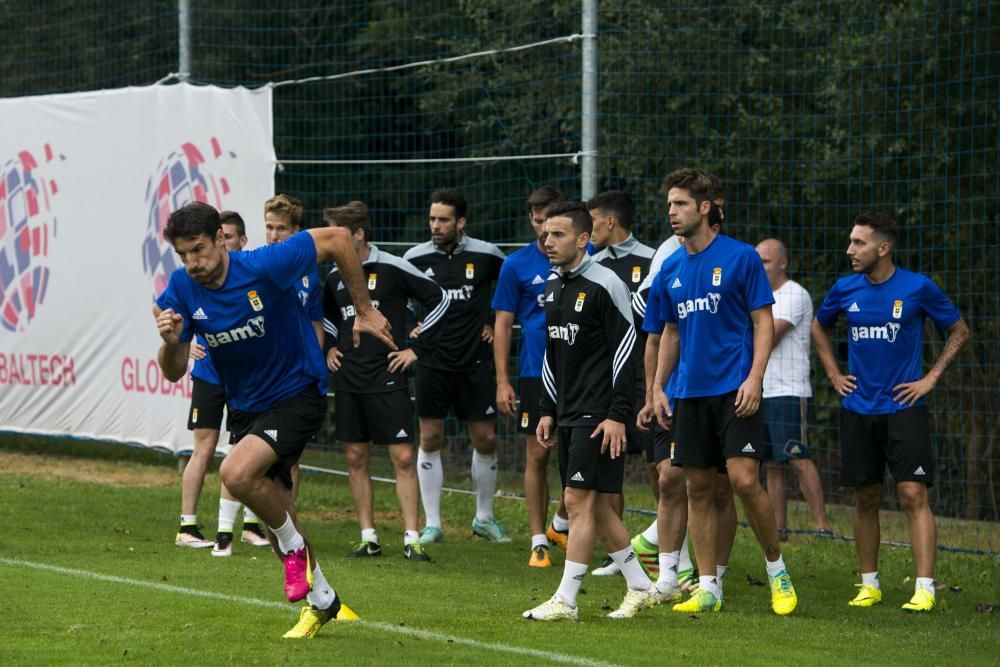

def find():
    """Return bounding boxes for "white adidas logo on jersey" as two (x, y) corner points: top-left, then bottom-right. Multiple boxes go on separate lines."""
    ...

(192, 308), (208, 320)
(336, 281), (345, 291)
(742, 443), (755, 453)
(396, 429), (408, 438)
(424, 268), (435, 277)
(671, 277), (682, 289)
(265, 429), (278, 441)
(848, 302), (860, 312)
(545, 293), (554, 302)
(531, 274), (545, 285)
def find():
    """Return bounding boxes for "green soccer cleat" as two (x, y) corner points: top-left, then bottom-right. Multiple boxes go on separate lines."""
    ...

(418, 526), (444, 545)
(848, 584), (883, 608)
(630, 534), (660, 577)
(282, 598), (359, 639)
(346, 540), (382, 558)
(403, 543), (432, 562)
(471, 517), (512, 543)
(769, 570), (798, 615)
(677, 567), (699, 593)
(901, 588), (936, 613)
(672, 588), (721, 613)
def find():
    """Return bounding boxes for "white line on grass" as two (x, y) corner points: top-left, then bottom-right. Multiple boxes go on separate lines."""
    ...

(1, 556), (620, 667)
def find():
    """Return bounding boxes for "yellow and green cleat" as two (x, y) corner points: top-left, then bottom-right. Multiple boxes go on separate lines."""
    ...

(848, 584), (883, 608)
(901, 588), (936, 613)
(769, 570), (798, 615)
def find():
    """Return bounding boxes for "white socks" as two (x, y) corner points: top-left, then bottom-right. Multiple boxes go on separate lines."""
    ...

(271, 512), (305, 554)
(306, 563), (336, 610)
(471, 450), (498, 522)
(551, 514), (569, 532)
(532, 533), (549, 549)
(916, 577), (935, 596)
(641, 519), (659, 545)
(243, 507), (259, 523)
(658, 551), (680, 588)
(217, 498), (241, 533)
(180, 514), (197, 525)
(699, 575), (721, 598)
(361, 528), (378, 545)
(679, 533), (693, 571)
(765, 555), (786, 578)
(417, 449), (443, 528)
(862, 571), (880, 589)
(556, 561), (588, 607)
(404, 530), (420, 546)
(611, 546), (652, 591)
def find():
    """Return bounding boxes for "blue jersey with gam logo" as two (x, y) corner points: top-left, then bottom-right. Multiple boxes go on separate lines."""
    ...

(815, 268), (960, 415)
(156, 231), (326, 413)
(653, 234), (774, 399)
(491, 242), (551, 378)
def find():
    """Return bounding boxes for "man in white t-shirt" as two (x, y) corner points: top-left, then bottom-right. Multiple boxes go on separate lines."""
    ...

(756, 239), (832, 538)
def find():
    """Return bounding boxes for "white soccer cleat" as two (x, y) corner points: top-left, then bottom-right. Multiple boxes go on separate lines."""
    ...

(607, 587), (655, 619)
(522, 595), (578, 621)
(651, 581), (682, 605)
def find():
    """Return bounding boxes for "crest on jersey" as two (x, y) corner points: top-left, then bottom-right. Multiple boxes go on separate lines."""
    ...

(465, 262), (475, 279)
(892, 299), (903, 319)
(631, 266), (642, 283)
(368, 273), (378, 290)
(712, 267), (722, 286)
(521, 412), (529, 428)
(574, 291), (586, 312)
(247, 290), (264, 311)
(301, 275), (309, 288)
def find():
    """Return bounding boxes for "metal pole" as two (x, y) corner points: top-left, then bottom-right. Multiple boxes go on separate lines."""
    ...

(178, 0), (191, 81)
(580, 0), (598, 199)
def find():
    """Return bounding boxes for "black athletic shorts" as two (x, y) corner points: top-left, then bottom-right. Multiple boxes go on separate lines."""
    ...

(557, 425), (626, 494)
(673, 391), (768, 470)
(334, 389), (414, 445)
(649, 421), (673, 465)
(187, 377), (226, 431)
(517, 377), (542, 435)
(415, 364), (497, 421)
(227, 386), (326, 490)
(839, 406), (934, 487)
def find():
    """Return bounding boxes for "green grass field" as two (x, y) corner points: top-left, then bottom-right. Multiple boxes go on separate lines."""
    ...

(1, 439), (998, 666)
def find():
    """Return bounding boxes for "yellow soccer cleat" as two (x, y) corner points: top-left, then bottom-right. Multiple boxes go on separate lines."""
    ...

(848, 584), (883, 608)
(901, 588), (936, 613)
(671, 588), (722, 613)
(546, 523), (569, 552)
(282, 599), (359, 639)
(769, 570), (798, 616)
(528, 545), (553, 568)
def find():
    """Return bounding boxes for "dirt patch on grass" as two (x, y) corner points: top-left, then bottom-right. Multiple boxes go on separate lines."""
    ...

(0, 450), (176, 488)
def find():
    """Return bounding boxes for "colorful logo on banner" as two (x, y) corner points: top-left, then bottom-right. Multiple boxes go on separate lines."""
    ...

(0, 145), (62, 333)
(141, 138), (236, 298)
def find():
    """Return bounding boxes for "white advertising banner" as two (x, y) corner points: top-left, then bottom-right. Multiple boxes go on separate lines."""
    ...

(0, 83), (274, 452)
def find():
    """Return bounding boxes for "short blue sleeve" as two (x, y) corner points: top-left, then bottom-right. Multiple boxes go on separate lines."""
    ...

(244, 231), (318, 290)
(642, 272), (670, 334)
(491, 260), (520, 312)
(815, 281), (842, 328)
(154, 270), (194, 343)
(307, 266), (323, 321)
(743, 250), (775, 312)
(920, 276), (961, 331)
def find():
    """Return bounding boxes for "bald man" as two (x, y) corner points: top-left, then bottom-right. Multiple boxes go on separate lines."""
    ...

(756, 239), (832, 539)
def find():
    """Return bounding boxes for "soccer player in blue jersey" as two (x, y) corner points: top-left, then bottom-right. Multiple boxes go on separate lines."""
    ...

(154, 201), (395, 639)
(493, 185), (570, 567)
(812, 212), (969, 613)
(649, 168), (797, 615)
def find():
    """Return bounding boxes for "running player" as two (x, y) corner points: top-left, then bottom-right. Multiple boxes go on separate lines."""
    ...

(522, 201), (653, 621)
(323, 201), (450, 562)
(174, 211), (270, 554)
(755, 238), (832, 539)
(649, 167), (797, 615)
(493, 185), (570, 567)
(154, 201), (394, 638)
(812, 212), (968, 612)
(404, 189), (509, 544)
(586, 190), (655, 576)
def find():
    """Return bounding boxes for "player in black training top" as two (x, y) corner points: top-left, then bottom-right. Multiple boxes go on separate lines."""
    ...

(322, 201), (450, 563)
(402, 188), (510, 545)
(523, 201), (654, 622)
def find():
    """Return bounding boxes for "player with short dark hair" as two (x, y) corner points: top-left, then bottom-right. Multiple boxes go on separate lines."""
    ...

(523, 201), (654, 621)
(404, 189), (510, 544)
(154, 201), (395, 639)
(494, 185), (570, 567)
(323, 201), (450, 562)
(648, 167), (797, 615)
(812, 211), (969, 613)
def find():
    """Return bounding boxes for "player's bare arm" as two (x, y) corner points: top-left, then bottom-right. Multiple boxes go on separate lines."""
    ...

(153, 305), (190, 382)
(734, 305), (773, 417)
(308, 226), (395, 349)
(493, 310), (517, 416)
(811, 317), (857, 396)
(893, 318), (970, 406)
(652, 323), (680, 429)
(636, 332), (661, 431)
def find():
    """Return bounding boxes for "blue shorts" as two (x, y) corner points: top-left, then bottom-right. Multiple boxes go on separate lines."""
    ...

(763, 396), (812, 463)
